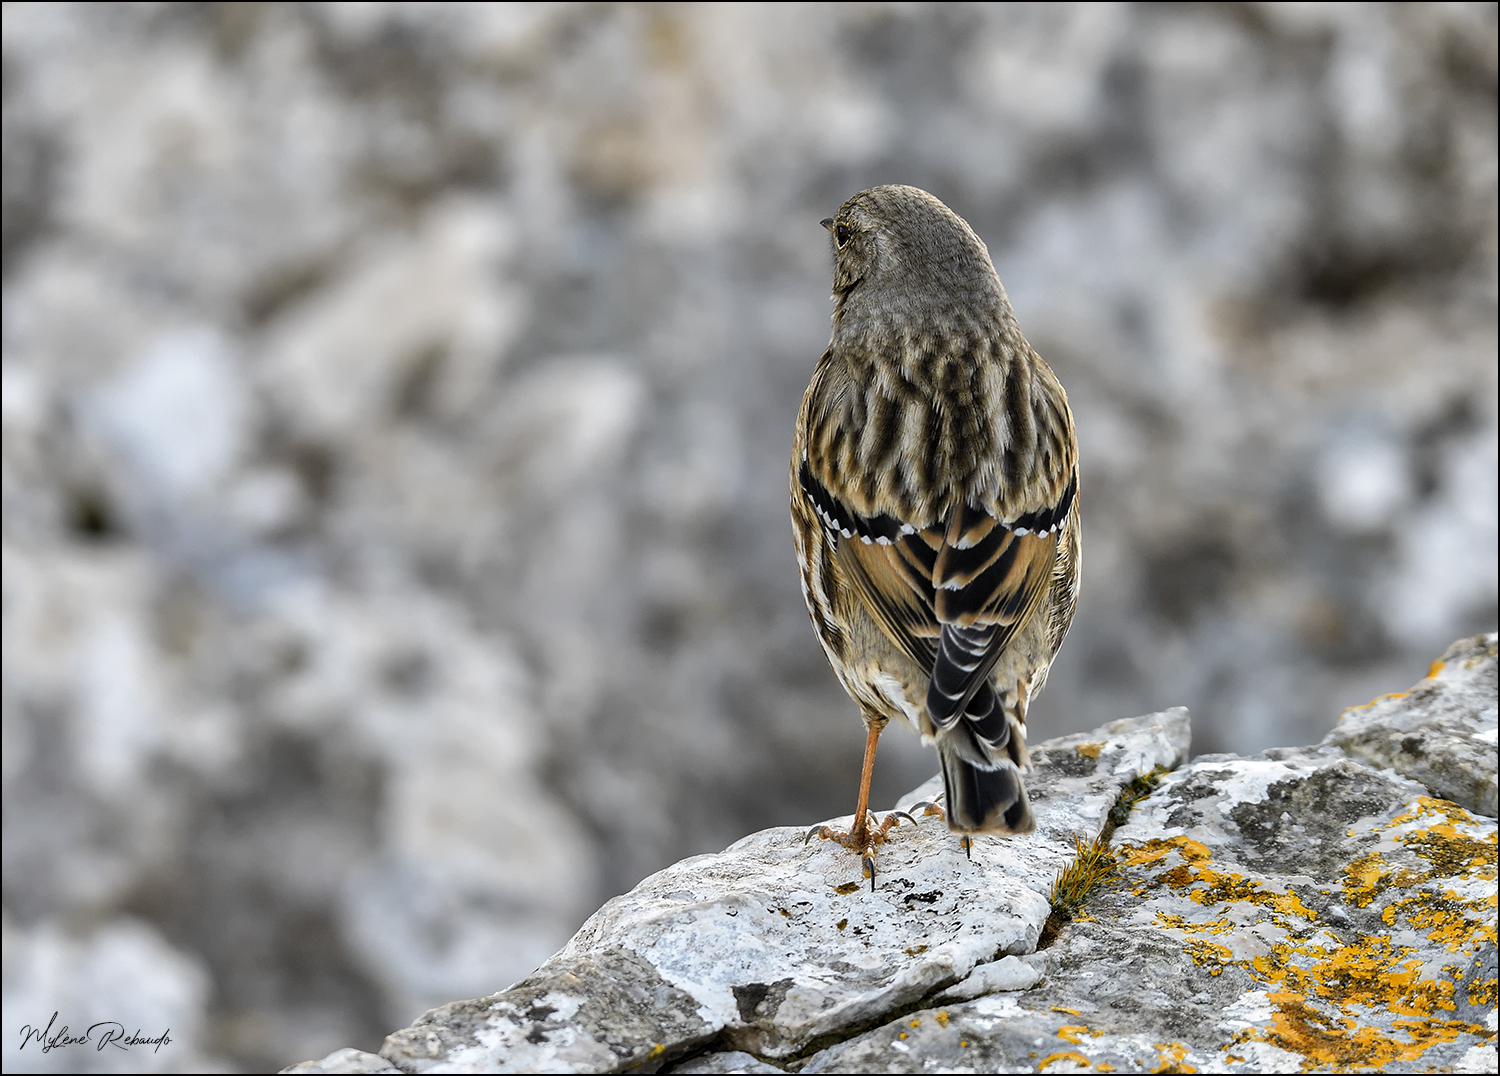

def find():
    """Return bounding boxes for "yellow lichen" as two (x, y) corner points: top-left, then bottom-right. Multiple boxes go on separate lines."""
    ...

(1389, 798), (1498, 881)
(1467, 974), (1497, 1008)
(1344, 690), (1411, 714)
(1243, 993), (1482, 1071)
(1038, 1050), (1093, 1070)
(1076, 741), (1104, 759)
(1342, 852), (1391, 908)
(934, 1010), (949, 1027)
(1128, 837), (1317, 922)
(1058, 1024), (1105, 1044)
(1149, 1041), (1196, 1073)
(1118, 797), (1496, 1073)
(1184, 939), (1234, 976)
(1154, 911), (1237, 936)
(1121, 837), (1211, 869)
(1390, 890), (1497, 952)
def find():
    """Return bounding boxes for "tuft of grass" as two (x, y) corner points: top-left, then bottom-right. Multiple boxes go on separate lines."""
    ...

(1107, 767), (1167, 831)
(1039, 766), (1169, 947)
(1047, 835), (1119, 926)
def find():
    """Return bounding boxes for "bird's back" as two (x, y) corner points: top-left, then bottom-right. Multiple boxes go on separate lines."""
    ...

(792, 185), (1081, 835)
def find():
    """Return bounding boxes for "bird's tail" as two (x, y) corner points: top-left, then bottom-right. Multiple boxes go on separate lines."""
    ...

(935, 682), (1034, 833)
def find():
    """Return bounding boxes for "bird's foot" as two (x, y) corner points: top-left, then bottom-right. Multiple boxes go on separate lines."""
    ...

(804, 809), (914, 890)
(908, 798), (947, 821)
(907, 797), (973, 859)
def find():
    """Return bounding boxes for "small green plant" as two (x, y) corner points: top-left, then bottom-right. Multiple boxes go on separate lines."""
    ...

(1108, 767), (1167, 831)
(1039, 766), (1169, 947)
(1046, 835), (1119, 924)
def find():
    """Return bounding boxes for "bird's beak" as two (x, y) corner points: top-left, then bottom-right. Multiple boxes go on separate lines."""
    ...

(820, 217), (834, 232)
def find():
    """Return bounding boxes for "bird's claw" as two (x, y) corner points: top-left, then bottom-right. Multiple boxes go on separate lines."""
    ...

(909, 799), (946, 820)
(806, 810), (910, 890)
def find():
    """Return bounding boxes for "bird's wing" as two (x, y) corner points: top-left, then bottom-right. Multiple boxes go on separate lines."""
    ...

(798, 459), (941, 670)
(798, 460), (1077, 726)
(795, 350), (1077, 729)
(923, 474), (1075, 728)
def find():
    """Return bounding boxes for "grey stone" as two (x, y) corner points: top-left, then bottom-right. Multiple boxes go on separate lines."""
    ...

(281, 1048), (403, 1074)
(935, 954), (1044, 1001)
(1324, 632), (1499, 817)
(665, 1051), (782, 1074)
(804, 739), (1498, 1072)
(280, 635), (1500, 1075)
(380, 948), (715, 1074)
(360, 710), (1188, 1072)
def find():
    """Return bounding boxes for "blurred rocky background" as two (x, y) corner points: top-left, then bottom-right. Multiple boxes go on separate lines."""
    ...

(1, 2), (1494, 1071)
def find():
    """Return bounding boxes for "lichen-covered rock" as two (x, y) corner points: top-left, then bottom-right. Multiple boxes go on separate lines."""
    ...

(285, 710), (1188, 1074)
(1324, 632), (1499, 817)
(381, 948), (715, 1074)
(283, 635), (1500, 1076)
(805, 745), (1498, 1073)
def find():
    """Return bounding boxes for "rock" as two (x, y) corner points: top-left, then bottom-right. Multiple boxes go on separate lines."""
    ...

(802, 742), (1497, 1073)
(666, 1052), (781, 1074)
(283, 1048), (403, 1074)
(0, 916), (229, 1074)
(289, 709), (1187, 1073)
(935, 954), (1045, 1001)
(380, 948), (716, 1074)
(280, 639), (1500, 1074)
(1324, 632), (1499, 817)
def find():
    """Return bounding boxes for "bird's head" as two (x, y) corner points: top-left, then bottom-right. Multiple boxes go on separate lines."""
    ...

(823, 185), (1006, 344)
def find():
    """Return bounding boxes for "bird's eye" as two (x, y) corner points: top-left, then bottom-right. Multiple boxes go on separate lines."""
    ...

(834, 223), (851, 248)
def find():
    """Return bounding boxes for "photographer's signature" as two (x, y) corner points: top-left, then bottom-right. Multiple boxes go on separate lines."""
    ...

(17, 1012), (173, 1054)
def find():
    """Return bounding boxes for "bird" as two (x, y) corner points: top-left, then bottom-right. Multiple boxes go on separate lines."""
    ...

(790, 184), (1080, 887)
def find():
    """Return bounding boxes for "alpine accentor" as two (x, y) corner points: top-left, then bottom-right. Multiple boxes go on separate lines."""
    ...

(791, 184), (1080, 884)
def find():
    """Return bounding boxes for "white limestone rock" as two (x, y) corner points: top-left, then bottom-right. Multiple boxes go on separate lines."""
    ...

(366, 709), (1189, 1072)
(278, 631), (1500, 1075)
(935, 954), (1045, 1001)
(282, 1049), (402, 1075)
(663, 1051), (781, 1074)
(1323, 632), (1499, 817)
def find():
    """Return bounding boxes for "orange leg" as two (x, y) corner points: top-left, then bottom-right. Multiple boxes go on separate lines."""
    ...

(850, 722), (881, 845)
(806, 722), (912, 890)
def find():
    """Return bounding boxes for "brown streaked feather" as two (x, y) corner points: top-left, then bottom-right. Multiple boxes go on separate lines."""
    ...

(797, 391), (1073, 727)
(927, 526), (1059, 724)
(837, 533), (940, 671)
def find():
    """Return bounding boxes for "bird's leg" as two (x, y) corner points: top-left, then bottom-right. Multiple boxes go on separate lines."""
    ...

(850, 721), (880, 847)
(805, 723), (913, 890)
